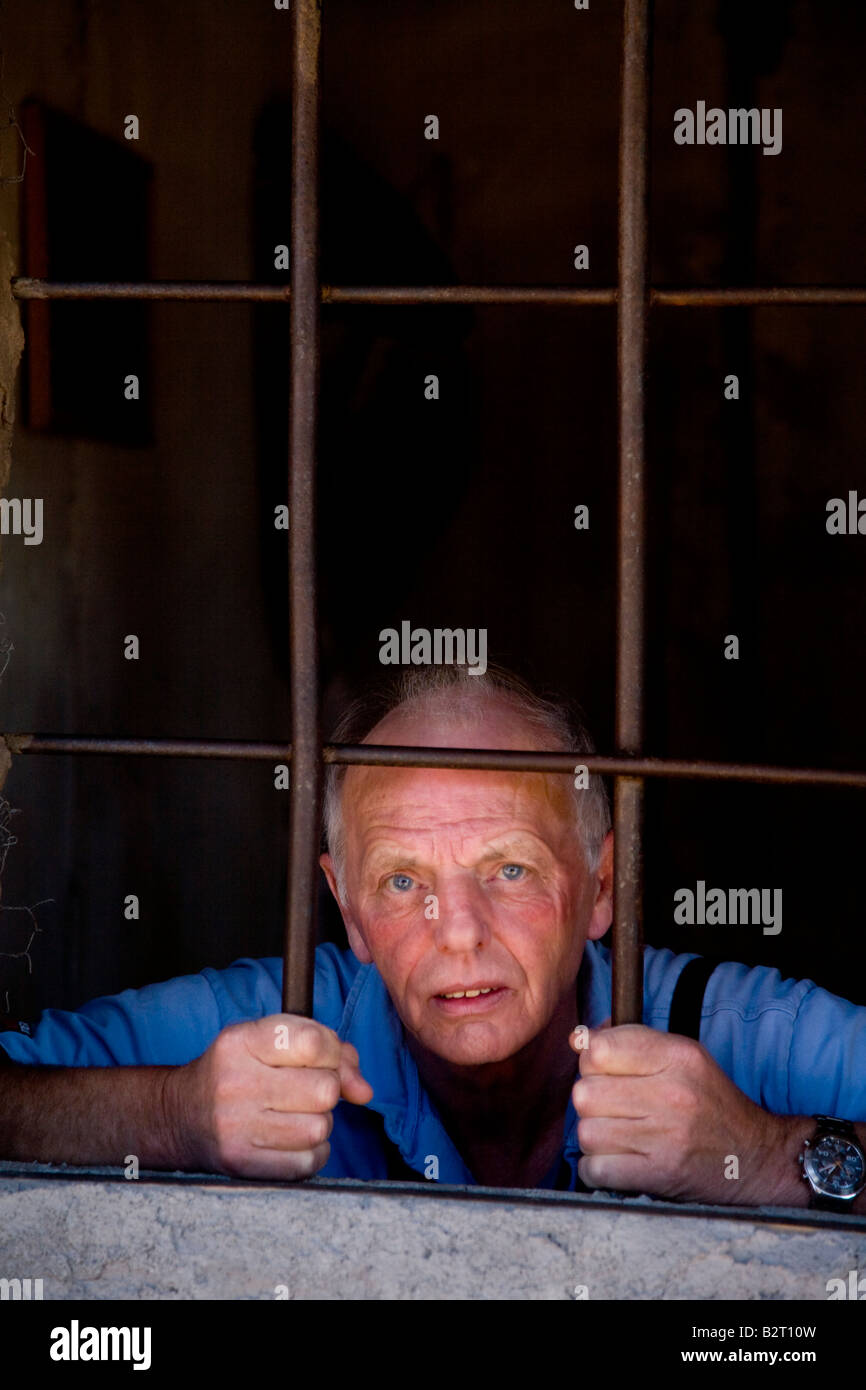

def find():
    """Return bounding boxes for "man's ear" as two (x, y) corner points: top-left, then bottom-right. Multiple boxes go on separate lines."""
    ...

(319, 852), (373, 964)
(587, 829), (614, 941)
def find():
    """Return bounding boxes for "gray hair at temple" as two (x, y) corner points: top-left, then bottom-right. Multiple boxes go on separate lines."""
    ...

(322, 665), (611, 903)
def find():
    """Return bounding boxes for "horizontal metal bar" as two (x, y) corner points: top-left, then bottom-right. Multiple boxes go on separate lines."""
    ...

(9, 279), (615, 304)
(324, 286), (617, 305)
(10, 735), (289, 759)
(326, 746), (866, 789)
(11, 279), (293, 302)
(12, 734), (866, 789)
(653, 287), (866, 307)
(12, 278), (866, 307)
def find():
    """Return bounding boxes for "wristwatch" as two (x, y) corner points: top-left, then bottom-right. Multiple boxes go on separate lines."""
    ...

(798, 1115), (866, 1211)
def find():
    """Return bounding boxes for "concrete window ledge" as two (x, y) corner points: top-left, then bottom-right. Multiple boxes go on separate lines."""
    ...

(2, 1161), (866, 1300)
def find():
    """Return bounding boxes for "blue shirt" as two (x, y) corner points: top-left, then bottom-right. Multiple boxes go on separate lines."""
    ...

(2, 942), (865, 1188)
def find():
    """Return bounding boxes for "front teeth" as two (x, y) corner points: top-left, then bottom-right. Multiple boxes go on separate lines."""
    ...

(442, 988), (494, 999)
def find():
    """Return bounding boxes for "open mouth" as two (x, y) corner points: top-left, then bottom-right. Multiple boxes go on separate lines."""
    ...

(433, 986), (509, 1013)
(439, 987), (495, 1000)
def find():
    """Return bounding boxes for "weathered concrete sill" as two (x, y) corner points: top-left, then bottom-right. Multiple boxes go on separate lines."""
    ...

(2, 1161), (865, 1299)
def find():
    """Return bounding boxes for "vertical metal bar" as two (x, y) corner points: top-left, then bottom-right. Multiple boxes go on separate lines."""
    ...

(613, 0), (652, 1026)
(283, 0), (322, 1016)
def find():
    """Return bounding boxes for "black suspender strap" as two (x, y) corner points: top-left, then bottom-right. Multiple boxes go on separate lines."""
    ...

(667, 954), (721, 1041)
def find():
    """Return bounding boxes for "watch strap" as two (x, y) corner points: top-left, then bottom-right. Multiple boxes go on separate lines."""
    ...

(810, 1190), (856, 1212)
(813, 1114), (856, 1137)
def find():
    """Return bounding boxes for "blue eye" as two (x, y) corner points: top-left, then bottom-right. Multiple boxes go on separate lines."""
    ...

(389, 873), (414, 892)
(500, 863), (525, 880)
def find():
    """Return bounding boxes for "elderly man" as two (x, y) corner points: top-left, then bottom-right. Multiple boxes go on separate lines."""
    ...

(1, 667), (865, 1210)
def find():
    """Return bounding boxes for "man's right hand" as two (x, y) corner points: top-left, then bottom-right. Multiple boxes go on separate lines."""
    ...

(166, 1015), (374, 1180)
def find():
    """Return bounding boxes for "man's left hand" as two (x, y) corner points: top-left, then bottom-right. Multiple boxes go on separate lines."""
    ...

(571, 1023), (790, 1205)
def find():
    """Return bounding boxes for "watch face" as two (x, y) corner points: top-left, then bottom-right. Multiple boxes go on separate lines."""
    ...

(804, 1134), (866, 1199)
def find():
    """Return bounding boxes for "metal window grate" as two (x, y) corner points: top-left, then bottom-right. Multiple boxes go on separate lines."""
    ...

(9, 0), (866, 1027)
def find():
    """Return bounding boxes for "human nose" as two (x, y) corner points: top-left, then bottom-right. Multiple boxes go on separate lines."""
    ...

(432, 879), (492, 953)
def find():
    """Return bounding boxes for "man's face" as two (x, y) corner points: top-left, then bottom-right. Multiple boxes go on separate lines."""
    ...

(321, 699), (613, 1068)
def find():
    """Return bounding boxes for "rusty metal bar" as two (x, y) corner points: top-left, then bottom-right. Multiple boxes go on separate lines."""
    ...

(614, 0), (652, 1028)
(13, 278), (866, 307)
(653, 287), (866, 307)
(11, 280), (296, 301)
(324, 288), (616, 305)
(9, 280), (612, 305)
(326, 749), (866, 789)
(284, 0), (322, 1019)
(15, 737), (289, 760)
(15, 735), (866, 789)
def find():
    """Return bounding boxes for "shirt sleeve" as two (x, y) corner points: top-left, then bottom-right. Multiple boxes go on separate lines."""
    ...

(786, 978), (866, 1120)
(0, 958), (282, 1068)
(0, 947), (354, 1070)
(694, 959), (866, 1120)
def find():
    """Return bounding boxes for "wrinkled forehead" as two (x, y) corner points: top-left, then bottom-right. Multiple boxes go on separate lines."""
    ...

(341, 697), (574, 842)
(344, 765), (572, 837)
